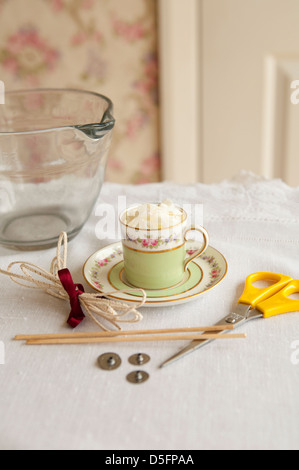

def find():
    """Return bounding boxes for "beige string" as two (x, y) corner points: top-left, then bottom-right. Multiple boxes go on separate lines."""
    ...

(0, 232), (146, 331)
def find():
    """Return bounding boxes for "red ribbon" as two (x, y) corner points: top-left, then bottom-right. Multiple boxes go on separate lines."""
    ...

(58, 268), (85, 328)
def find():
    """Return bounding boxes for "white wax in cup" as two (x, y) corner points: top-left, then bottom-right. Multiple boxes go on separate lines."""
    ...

(122, 200), (184, 230)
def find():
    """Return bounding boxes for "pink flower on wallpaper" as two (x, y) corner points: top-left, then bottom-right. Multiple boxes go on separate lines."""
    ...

(133, 153), (161, 184)
(112, 16), (146, 42)
(2, 57), (18, 74)
(126, 112), (149, 139)
(71, 32), (89, 46)
(82, 0), (95, 8)
(51, 0), (95, 12)
(107, 158), (124, 171)
(71, 30), (103, 46)
(0, 0), (7, 12)
(140, 153), (160, 176)
(134, 52), (159, 104)
(82, 48), (107, 81)
(1, 26), (59, 79)
(51, 0), (64, 11)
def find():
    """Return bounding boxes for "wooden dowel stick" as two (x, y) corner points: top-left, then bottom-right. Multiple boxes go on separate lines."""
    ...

(14, 325), (234, 341)
(25, 333), (246, 345)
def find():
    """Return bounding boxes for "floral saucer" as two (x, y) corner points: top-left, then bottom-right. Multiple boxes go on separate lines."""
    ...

(83, 241), (228, 307)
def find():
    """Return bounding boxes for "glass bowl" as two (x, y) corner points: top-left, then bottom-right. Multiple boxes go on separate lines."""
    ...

(0, 88), (115, 250)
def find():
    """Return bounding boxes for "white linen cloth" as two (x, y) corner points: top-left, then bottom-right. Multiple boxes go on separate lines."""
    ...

(0, 171), (298, 450)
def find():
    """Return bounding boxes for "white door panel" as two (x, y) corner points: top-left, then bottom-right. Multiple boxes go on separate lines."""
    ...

(159, 0), (299, 186)
(202, 0), (299, 186)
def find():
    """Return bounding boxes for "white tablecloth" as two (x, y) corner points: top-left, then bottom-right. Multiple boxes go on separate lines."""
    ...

(0, 172), (298, 450)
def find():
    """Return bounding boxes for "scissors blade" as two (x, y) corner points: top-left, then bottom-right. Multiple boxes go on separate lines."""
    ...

(159, 303), (252, 368)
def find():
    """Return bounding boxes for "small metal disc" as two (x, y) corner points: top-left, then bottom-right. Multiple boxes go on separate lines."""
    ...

(98, 353), (121, 371)
(126, 370), (149, 384)
(128, 353), (151, 366)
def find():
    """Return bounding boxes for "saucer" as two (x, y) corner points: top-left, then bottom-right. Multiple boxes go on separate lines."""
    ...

(83, 241), (228, 307)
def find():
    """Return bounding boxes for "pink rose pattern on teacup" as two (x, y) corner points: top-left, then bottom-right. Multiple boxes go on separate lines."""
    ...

(127, 233), (181, 250)
(200, 254), (222, 286)
(90, 247), (122, 289)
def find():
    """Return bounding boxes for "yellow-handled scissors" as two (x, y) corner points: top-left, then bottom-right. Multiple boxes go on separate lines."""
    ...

(160, 272), (299, 368)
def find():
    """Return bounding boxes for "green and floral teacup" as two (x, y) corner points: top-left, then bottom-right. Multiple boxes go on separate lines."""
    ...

(119, 203), (209, 289)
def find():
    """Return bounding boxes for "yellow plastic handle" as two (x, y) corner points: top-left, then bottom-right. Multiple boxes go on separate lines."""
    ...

(257, 280), (299, 318)
(238, 272), (293, 308)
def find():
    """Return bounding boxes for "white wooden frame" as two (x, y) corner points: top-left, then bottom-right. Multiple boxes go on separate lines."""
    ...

(261, 54), (299, 185)
(158, 0), (202, 183)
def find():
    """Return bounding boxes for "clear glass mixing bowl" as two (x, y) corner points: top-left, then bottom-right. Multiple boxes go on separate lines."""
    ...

(0, 88), (115, 249)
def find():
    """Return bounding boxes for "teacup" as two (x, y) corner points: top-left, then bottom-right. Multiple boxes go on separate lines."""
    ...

(119, 202), (209, 289)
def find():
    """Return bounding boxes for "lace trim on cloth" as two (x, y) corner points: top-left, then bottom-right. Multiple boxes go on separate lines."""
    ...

(207, 215), (299, 224)
(218, 235), (299, 244)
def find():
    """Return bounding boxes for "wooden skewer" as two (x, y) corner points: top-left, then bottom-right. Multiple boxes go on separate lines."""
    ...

(14, 325), (234, 342)
(25, 333), (246, 345)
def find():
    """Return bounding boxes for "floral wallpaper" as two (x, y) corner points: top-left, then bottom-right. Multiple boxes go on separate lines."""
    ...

(0, 0), (161, 184)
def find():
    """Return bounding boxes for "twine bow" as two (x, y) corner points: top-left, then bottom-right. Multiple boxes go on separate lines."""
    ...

(0, 232), (146, 331)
